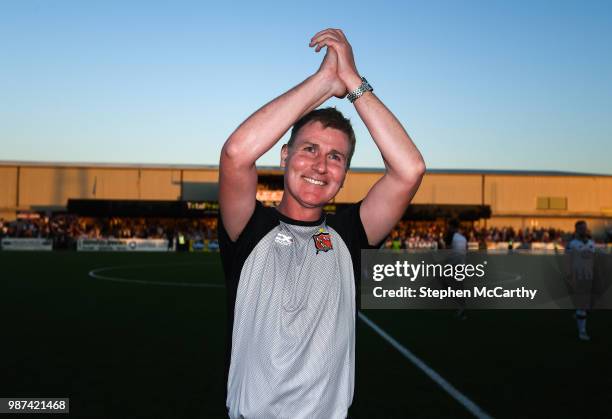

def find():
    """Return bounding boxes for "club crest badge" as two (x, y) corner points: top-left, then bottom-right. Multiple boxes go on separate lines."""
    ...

(312, 228), (333, 254)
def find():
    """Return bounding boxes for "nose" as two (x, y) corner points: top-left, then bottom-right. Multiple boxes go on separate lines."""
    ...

(312, 153), (327, 174)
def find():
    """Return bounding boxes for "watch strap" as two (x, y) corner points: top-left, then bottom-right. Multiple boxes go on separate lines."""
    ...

(347, 77), (373, 103)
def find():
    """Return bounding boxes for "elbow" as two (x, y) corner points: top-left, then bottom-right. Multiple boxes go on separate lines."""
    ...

(385, 160), (425, 193)
(221, 138), (242, 162)
(407, 165), (425, 190)
(401, 158), (426, 185)
(413, 158), (426, 179)
(221, 136), (253, 168)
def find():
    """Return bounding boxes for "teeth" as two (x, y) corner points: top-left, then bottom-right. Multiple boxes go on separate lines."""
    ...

(303, 177), (325, 186)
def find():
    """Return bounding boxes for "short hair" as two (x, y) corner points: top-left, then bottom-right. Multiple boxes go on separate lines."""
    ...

(575, 220), (587, 229)
(287, 107), (356, 168)
(448, 218), (460, 229)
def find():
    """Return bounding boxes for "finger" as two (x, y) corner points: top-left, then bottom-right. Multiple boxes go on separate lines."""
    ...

(311, 34), (342, 51)
(311, 36), (340, 51)
(331, 28), (347, 40)
(309, 28), (339, 45)
(315, 39), (340, 54)
(310, 28), (335, 42)
(332, 29), (351, 47)
(314, 39), (341, 53)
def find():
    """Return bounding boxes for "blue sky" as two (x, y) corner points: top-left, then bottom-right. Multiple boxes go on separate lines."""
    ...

(1, 0), (611, 174)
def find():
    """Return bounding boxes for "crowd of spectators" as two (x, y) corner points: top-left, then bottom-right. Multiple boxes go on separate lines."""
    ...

(0, 215), (217, 249)
(1, 214), (607, 250)
(466, 225), (565, 244)
(383, 221), (575, 250)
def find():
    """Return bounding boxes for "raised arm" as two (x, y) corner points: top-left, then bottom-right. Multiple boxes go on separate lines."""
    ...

(310, 29), (426, 246)
(219, 47), (347, 241)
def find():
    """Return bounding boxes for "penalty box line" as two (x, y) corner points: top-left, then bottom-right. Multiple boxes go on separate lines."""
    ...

(357, 312), (493, 419)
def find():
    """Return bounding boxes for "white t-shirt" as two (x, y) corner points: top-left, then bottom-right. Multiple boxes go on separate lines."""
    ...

(566, 238), (595, 281)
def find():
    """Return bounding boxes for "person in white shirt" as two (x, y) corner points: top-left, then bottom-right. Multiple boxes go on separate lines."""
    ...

(446, 218), (467, 319)
(566, 220), (596, 341)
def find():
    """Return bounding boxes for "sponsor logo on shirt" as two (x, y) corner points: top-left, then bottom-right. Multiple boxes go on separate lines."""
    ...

(275, 232), (293, 246)
(313, 229), (333, 254)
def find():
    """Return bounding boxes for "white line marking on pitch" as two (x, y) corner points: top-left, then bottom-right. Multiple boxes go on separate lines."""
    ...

(358, 311), (493, 419)
(90, 263), (490, 417)
(88, 263), (224, 288)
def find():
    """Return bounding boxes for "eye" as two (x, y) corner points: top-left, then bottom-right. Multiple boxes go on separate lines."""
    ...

(329, 153), (342, 161)
(303, 146), (315, 152)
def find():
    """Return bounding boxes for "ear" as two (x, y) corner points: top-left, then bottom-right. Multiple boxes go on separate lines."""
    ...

(280, 144), (289, 168)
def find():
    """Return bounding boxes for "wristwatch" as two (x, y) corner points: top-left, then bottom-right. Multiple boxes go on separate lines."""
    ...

(347, 77), (373, 103)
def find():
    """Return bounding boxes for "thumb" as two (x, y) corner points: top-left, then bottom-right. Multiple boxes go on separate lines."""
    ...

(325, 44), (338, 59)
(322, 46), (338, 67)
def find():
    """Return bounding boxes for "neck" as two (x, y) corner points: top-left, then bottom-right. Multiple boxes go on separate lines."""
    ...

(276, 197), (323, 222)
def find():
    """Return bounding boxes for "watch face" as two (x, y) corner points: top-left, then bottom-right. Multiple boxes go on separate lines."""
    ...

(361, 77), (372, 91)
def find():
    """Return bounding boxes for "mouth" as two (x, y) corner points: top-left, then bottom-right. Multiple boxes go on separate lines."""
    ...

(302, 176), (327, 186)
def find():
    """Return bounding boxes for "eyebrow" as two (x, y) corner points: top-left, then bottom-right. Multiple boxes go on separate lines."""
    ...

(329, 149), (346, 159)
(301, 141), (347, 159)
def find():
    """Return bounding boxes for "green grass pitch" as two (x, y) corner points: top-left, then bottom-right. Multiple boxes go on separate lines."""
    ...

(1, 251), (611, 418)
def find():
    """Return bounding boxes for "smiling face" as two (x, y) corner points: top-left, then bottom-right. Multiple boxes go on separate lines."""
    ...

(280, 120), (350, 212)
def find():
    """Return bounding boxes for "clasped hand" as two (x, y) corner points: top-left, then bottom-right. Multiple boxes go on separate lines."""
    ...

(310, 28), (362, 99)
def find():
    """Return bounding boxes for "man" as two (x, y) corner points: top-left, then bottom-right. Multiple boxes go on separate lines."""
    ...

(446, 218), (467, 253)
(566, 220), (596, 341)
(218, 29), (425, 418)
(445, 218), (468, 319)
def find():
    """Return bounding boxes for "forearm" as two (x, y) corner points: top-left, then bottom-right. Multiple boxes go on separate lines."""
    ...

(307, 28), (426, 244)
(353, 89), (426, 182)
(222, 72), (335, 167)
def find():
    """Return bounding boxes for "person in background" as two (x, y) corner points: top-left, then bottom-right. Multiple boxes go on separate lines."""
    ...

(566, 220), (595, 341)
(446, 218), (468, 319)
